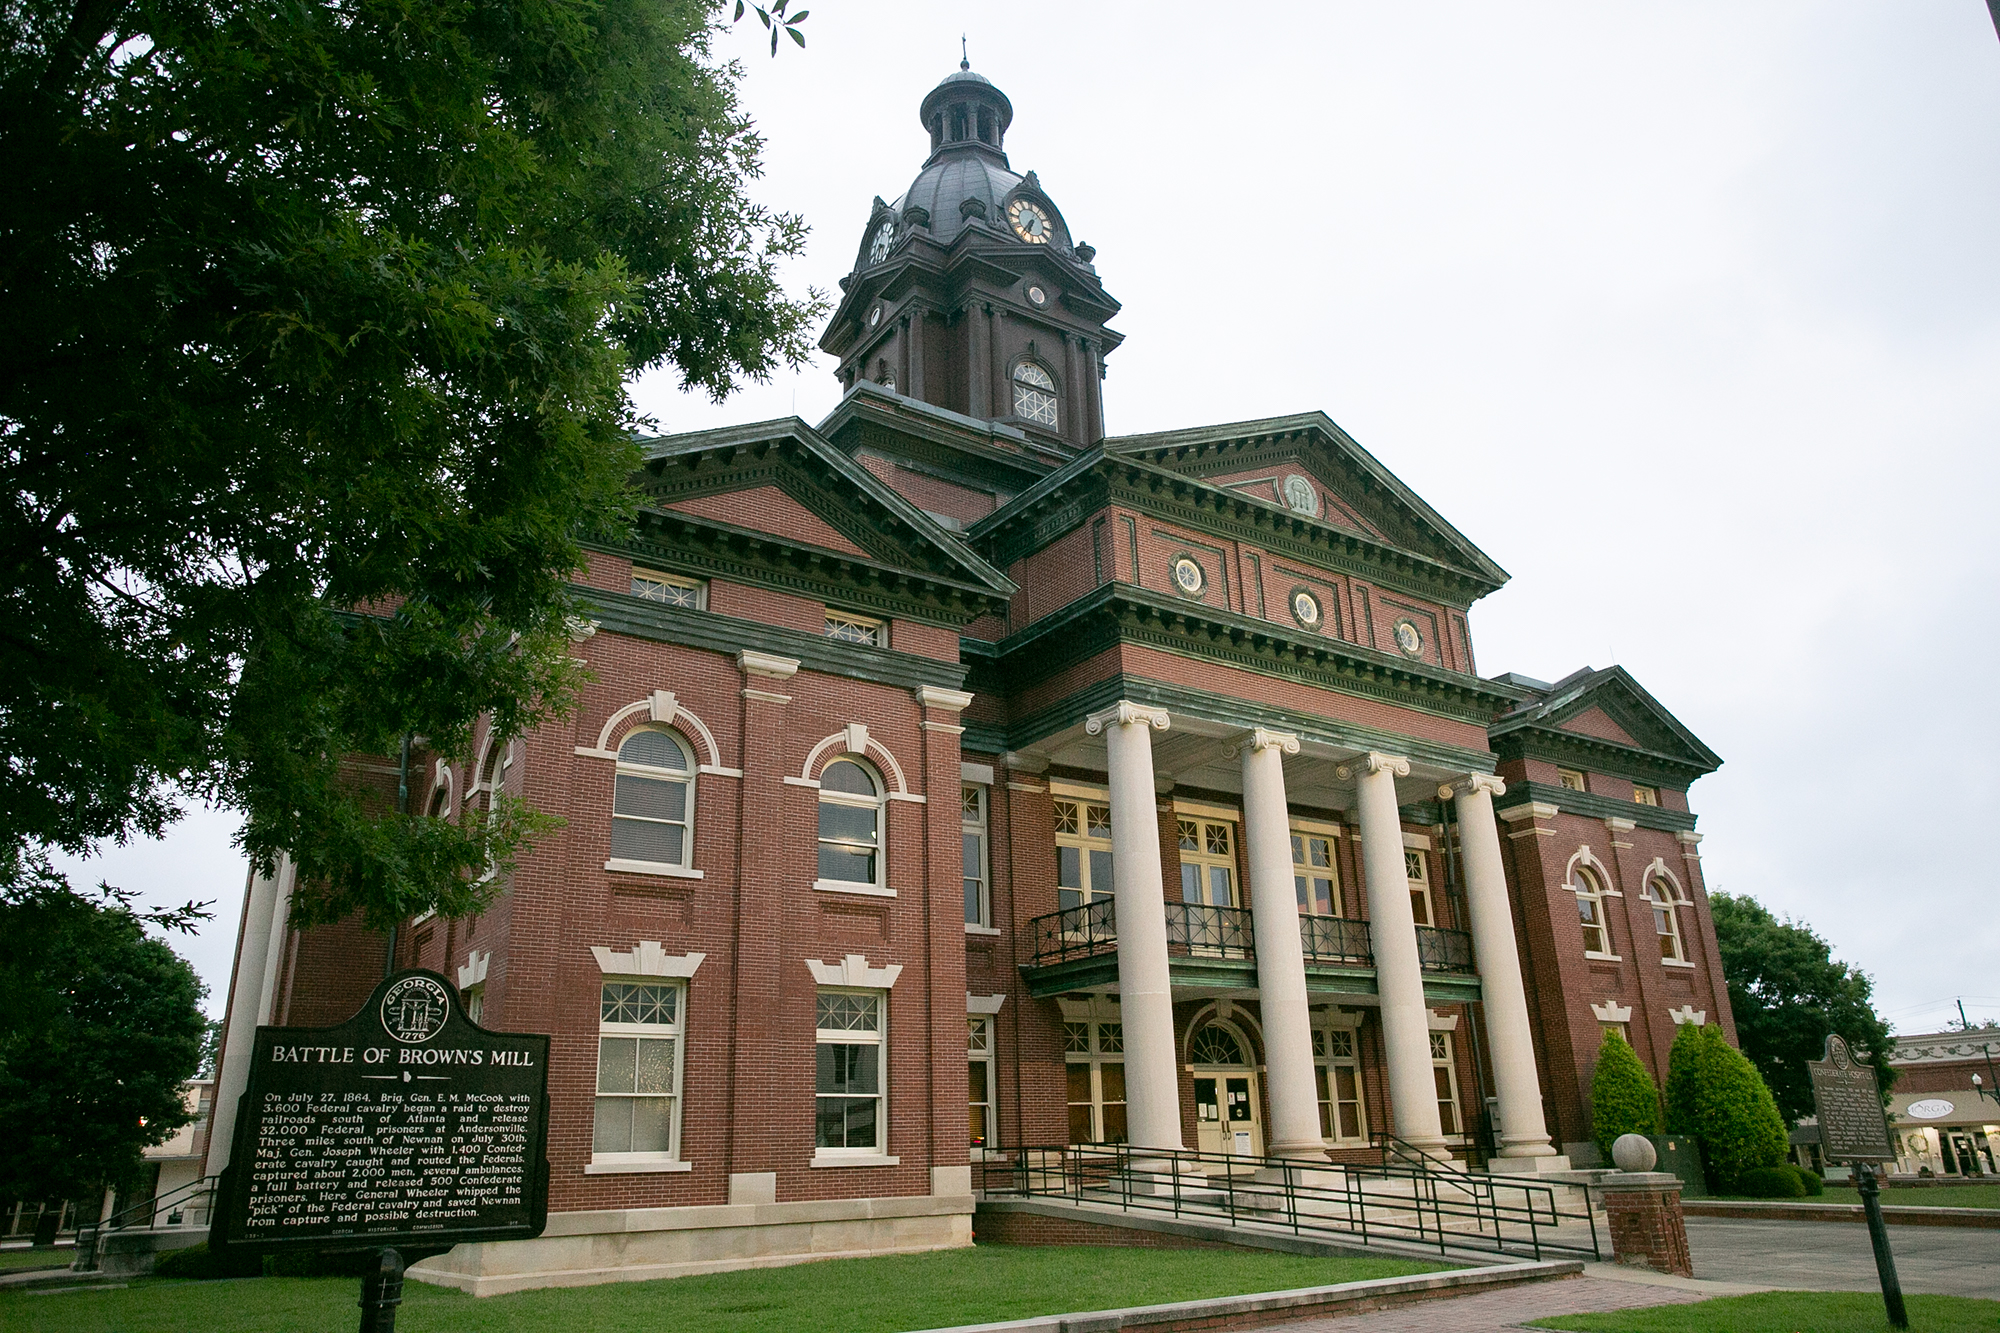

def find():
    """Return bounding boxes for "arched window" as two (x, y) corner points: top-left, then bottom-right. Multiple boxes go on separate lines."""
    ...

(611, 728), (696, 869)
(1011, 362), (1058, 428)
(1572, 864), (1613, 956)
(1645, 874), (1687, 963)
(1189, 1024), (1248, 1066)
(474, 735), (513, 825)
(817, 758), (883, 887)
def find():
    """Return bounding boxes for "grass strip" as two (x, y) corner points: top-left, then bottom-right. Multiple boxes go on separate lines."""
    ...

(0, 1243), (1453, 1333)
(1531, 1290), (2000, 1333)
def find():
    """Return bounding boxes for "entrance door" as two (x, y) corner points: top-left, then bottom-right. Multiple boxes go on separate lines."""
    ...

(1945, 1131), (1987, 1177)
(1189, 1022), (1263, 1158)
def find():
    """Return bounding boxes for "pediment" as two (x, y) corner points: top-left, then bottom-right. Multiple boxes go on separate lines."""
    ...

(1492, 667), (1721, 775)
(635, 418), (1014, 597)
(1105, 413), (1508, 589)
(1557, 706), (1638, 747)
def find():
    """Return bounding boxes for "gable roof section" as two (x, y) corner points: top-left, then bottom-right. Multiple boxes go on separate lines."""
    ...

(1105, 413), (1509, 592)
(968, 443), (1502, 608)
(1488, 666), (1722, 789)
(815, 381), (1062, 496)
(615, 416), (1015, 625)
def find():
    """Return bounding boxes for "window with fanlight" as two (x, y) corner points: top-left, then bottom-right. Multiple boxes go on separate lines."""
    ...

(610, 728), (696, 871)
(817, 757), (885, 889)
(1011, 362), (1059, 428)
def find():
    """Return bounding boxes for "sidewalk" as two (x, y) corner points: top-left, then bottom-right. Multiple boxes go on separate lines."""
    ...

(1261, 1274), (1707, 1331)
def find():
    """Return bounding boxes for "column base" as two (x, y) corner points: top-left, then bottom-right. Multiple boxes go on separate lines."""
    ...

(1487, 1151), (1575, 1176)
(1264, 1140), (1332, 1163)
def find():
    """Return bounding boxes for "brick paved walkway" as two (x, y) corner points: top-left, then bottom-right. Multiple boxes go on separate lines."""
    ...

(1266, 1275), (1702, 1332)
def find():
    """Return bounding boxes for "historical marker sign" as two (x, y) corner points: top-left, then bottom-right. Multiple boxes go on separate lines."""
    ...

(1808, 1033), (1894, 1164)
(211, 970), (550, 1255)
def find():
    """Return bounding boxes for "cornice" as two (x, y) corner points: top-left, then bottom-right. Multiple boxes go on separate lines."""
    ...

(969, 451), (1500, 608)
(1491, 781), (1698, 834)
(1488, 722), (1716, 788)
(993, 583), (1528, 727)
(578, 589), (968, 693)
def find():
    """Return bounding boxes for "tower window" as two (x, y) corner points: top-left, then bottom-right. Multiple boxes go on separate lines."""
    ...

(1012, 362), (1058, 428)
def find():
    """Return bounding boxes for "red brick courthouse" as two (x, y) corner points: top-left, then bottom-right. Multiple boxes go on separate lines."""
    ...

(206, 65), (1736, 1292)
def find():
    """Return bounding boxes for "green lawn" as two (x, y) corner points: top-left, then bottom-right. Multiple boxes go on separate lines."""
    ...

(1532, 1291), (2000, 1333)
(0, 1244), (1453, 1333)
(0, 1250), (71, 1273)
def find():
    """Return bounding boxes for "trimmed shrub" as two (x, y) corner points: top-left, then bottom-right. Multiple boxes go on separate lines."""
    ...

(1794, 1166), (1825, 1197)
(1591, 1028), (1661, 1162)
(152, 1242), (263, 1280)
(1665, 1023), (1788, 1192)
(1737, 1165), (1808, 1198)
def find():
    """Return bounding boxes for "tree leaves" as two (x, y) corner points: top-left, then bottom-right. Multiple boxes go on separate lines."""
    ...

(734, 1), (808, 56)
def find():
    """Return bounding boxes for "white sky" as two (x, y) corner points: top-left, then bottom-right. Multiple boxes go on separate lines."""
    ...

(65, 3), (2000, 1036)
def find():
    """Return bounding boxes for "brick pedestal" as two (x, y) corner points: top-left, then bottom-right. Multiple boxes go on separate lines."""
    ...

(1601, 1171), (1693, 1277)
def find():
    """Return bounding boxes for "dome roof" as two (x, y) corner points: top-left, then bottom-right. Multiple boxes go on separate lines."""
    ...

(893, 155), (1029, 249)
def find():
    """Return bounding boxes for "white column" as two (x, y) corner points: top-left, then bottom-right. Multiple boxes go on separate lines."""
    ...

(1238, 728), (1328, 1161)
(205, 856), (293, 1177)
(1342, 751), (1447, 1153)
(1450, 775), (1561, 1163)
(1085, 700), (1183, 1153)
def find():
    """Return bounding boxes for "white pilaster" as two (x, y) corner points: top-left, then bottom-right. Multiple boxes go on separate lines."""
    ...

(1447, 775), (1561, 1165)
(1085, 700), (1183, 1152)
(206, 855), (294, 1176)
(1237, 729), (1327, 1160)
(1342, 752), (1447, 1154)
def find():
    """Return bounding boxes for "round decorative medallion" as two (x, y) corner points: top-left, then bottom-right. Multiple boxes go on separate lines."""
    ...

(1290, 589), (1321, 628)
(1905, 1098), (1955, 1120)
(1279, 474), (1320, 517)
(1827, 1034), (1852, 1070)
(1392, 619), (1423, 657)
(1027, 285), (1047, 305)
(1171, 557), (1205, 595)
(380, 975), (452, 1044)
(868, 305), (882, 327)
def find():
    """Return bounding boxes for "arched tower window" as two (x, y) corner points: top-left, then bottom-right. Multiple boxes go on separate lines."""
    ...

(1012, 361), (1058, 428)
(612, 728), (696, 869)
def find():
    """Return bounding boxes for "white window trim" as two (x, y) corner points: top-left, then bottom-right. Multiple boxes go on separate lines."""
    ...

(824, 608), (887, 648)
(813, 987), (890, 1162)
(963, 783), (991, 929)
(1404, 843), (1434, 927)
(607, 858), (705, 879)
(630, 568), (707, 610)
(1431, 1029), (1466, 1141)
(969, 1013), (999, 1156)
(1171, 797), (1240, 822)
(609, 725), (698, 873)
(1054, 792), (1116, 910)
(1063, 1017), (1128, 1146)
(815, 754), (890, 895)
(1176, 812), (1240, 907)
(1313, 1020), (1369, 1146)
(1290, 822), (1343, 917)
(589, 977), (688, 1171)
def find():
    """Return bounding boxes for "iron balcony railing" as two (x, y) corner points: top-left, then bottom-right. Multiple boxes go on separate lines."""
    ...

(1165, 903), (1254, 960)
(1029, 898), (1119, 965)
(1415, 924), (1475, 973)
(976, 1140), (1601, 1263)
(1298, 913), (1373, 966)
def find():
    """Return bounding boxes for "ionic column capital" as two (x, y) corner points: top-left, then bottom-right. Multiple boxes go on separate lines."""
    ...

(1336, 751), (1409, 781)
(1438, 773), (1506, 801)
(1231, 726), (1300, 758)
(1084, 700), (1170, 735)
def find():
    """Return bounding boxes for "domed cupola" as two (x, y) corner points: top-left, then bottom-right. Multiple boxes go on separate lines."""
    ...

(820, 61), (1123, 448)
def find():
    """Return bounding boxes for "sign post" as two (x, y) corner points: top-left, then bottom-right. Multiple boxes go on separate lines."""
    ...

(211, 970), (550, 1332)
(1807, 1033), (1905, 1330)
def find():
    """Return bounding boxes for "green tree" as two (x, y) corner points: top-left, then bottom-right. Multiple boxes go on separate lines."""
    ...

(1711, 893), (1896, 1124)
(0, 867), (209, 1206)
(1591, 1029), (1661, 1162)
(1665, 1023), (1787, 1192)
(1, 0), (823, 927)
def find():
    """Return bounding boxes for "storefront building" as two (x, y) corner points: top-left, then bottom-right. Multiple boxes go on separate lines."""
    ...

(205, 64), (1737, 1292)
(1885, 1030), (2000, 1177)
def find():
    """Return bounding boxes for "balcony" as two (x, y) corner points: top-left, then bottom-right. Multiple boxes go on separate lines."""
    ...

(1021, 903), (1477, 1001)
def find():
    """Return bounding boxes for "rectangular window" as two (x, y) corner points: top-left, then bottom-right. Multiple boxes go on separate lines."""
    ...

(1312, 1027), (1366, 1142)
(631, 569), (705, 608)
(824, 610), (885, 647)
(962, 786), (990, 927)
(1053, 797), (1114, 911)
(1557, 768), (1587, 792)
(815, 990), (885, 1153)
(1405, 848), (1433, 926)
(1601, 1022), (1630, 1045)
(1290, 824), (1339, 917)
(1430, 1030), (1463, 1137)
(968, 1016), (995, 1150)
(593, 981), (684, 1160)
(1177, 816), (1238, 907)
(1064, 1021), (1126, 1144)
(1632, 785), (1659, 806)
(463, 984), (485, 1026)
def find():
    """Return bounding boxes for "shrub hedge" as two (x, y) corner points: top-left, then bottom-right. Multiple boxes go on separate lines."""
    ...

(1590, 1028), (1661, 1162)
(1664, 1022), (1788, 1192)
(1738, 1164), (1808, 1198)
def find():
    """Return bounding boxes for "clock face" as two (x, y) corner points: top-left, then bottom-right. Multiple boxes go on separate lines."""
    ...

(1007, 198), (1052, 244)
(869, 221), (895, 263)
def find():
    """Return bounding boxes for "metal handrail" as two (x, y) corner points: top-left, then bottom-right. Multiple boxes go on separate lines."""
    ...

(1299, 914), (1372, 966)
(979, 1140), (1599, 1262)
(1028, 899), (1119, 965)
(1415, 925), (1475, 973)
(1166, 903), (1253, 960)
(104, 1174), (216, 1231)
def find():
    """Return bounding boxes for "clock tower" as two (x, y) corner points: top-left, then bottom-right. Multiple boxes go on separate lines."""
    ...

(820, 62), (1123, 450)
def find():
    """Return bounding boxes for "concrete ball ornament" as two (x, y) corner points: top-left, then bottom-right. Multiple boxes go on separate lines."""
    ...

(1611, 1133), (1659, 1172)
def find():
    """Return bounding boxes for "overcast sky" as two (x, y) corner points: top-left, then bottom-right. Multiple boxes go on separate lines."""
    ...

(65, 3), (2000, 1036)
